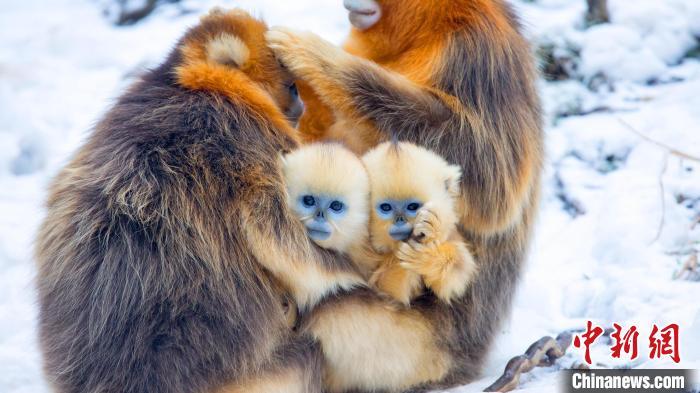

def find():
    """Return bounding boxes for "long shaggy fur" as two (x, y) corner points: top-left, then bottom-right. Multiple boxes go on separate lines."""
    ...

(34, 9), (359, 393)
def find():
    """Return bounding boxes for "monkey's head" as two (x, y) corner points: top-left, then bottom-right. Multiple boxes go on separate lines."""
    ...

(176, 8), (303, 123)
(282, 143), (370, 253)
(362, 141), (461, 253)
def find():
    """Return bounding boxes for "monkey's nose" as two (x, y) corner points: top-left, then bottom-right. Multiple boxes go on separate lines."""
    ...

(395, 216), (406, 225)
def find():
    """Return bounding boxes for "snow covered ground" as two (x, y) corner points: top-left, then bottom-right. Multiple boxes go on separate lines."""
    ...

(1, 0), (698, 392)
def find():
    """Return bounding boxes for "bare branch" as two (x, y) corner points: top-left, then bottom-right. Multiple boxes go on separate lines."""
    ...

(674, 253), (699, 281)
(651, 153), (669, 243)
(618, 118), (700, 163)
(484, 332), (573, 392)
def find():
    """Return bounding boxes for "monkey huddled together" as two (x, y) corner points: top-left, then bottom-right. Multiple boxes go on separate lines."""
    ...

(283, 141), (477, 306)
(35, 1), (542, 392)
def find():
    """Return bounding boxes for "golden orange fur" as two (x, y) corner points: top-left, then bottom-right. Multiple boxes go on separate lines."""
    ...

(178, 9), (301, 134)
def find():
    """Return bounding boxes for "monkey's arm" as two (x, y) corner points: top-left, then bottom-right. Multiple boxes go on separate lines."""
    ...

(397, 234), (477, 304)
(396, 206), (477, 303)
(266, 29), (452, 133)
(241, 184), (364, 308)
(267, 28), (541, 234)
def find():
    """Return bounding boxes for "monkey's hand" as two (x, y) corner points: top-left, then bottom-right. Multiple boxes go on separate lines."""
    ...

(266, 28), (349, 83)
(369, 258), (423, 306)
(398, 238), (477, 304)
(412, 203), (454, 244)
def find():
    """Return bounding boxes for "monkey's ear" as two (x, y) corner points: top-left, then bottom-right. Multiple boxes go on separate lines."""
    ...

(206, 33), (250, 68)
(444, 164), (462, 197)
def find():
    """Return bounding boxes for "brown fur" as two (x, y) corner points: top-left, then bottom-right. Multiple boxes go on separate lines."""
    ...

(34, 9), (361, 393)
(268, 0), (543, 391)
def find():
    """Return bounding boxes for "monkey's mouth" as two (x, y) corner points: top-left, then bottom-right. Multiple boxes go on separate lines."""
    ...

(344, 0), (381, 30)
(389, 227), (413, 241)
(308, 229), (332, 241)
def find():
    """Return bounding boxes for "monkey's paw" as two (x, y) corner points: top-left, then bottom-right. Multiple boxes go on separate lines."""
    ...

(265, 27), (346, 80)
(399, 240), (475, 303)
(412, 204), (443, 244)
(396, 240), (441, 277)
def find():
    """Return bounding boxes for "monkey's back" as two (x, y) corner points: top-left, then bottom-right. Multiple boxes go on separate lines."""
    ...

(34, 57), (297, 393)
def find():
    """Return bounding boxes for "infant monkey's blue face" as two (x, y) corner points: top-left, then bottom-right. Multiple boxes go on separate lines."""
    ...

(297, 194), (348, 241)
(375, 198), (422, 241)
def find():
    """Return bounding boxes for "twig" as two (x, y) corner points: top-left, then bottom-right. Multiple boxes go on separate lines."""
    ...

(651, 153), (669, 243)
(674, 253), (699, 281)
(617, 118), (700, 163)
(484, 332), (573, 392)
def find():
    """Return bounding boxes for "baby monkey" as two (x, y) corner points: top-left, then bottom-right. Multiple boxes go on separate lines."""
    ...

(282, 142), (476, 305)
(362, 141), (477, 304)
(281, 142), (375, 275)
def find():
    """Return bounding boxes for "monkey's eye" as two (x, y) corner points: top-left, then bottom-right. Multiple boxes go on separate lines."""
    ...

(288, 83), (299, 98)
(407, 202), (421, 212)
(302, 195), (316, 207)
(379, 203), (392, 212)
(329, 200), (345, 212)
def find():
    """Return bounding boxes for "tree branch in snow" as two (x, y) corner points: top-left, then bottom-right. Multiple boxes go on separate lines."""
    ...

(673, 253), (699, 281)
(651, 153), (669, 243)
(484, 332), (573, 392)
(618, 118), (700, 163)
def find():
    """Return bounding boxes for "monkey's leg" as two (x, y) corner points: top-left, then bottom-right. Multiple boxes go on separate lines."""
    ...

(304, 288), (451, 393)
(216, 336), (323, 393)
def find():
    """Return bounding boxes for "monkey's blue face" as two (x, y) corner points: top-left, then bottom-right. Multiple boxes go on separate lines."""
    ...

(375, 199), (422, 241)
(297, 194), (347, 241)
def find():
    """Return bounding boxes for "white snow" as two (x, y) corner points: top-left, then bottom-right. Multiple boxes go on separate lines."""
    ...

(0, 1), (698, 392)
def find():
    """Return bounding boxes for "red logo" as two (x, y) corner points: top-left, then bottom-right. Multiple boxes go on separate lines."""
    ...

(649, 323), (680, 363)
(573, 321), (604, 365)
(574, 322), (680, 364)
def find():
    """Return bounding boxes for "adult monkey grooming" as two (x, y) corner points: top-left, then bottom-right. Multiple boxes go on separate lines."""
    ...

(267, 0), (543, 391)
(35, 9), (362, 393)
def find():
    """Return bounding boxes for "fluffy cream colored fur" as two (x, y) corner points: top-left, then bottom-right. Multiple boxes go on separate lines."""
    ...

(282, 143), (370, 254)
(206, 33), (250, 67)
(362, 141), (476, 304)
(362, 141), (461, 253)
